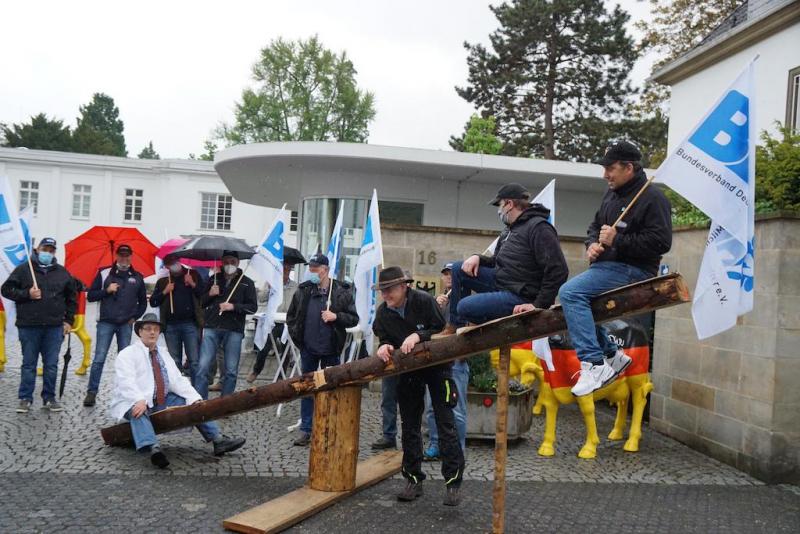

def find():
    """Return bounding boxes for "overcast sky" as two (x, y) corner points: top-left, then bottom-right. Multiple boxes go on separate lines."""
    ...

(1, 0), (656, 159)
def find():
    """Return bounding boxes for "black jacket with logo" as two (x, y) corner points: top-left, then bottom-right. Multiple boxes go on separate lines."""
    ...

(478, 204), (569, 309)
(87, 265), (147, 324)
(586, 169), (672, 276)
(201, 269), (258, 333)
(287, 280), (359, 354)
(1, 257), (77, 327)
(373, 287), (446, 349)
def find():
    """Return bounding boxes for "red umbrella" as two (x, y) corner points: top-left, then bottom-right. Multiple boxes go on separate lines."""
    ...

(65, 226), (158, 287)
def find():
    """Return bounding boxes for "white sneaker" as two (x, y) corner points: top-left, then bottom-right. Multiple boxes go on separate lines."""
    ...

(571, 361), (615, 396)
(605, 349), (632, 377)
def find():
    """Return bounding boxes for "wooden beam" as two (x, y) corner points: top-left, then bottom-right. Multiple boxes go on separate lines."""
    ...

(492, 345), (511, 534)
(222, 450), (402, 534)
(102, 273), (690, 446)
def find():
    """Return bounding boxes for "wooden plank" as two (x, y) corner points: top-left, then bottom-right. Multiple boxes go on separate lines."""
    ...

(223, 450), (402, 534)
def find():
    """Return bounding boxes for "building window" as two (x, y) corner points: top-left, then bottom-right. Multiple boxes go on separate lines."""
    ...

(124, 188), (143, 222)
(201, 192), (232, 231)
(72, 184), (91, 218)
(378, 200), (424, 226)
(788, 66), (800, 130)
(290, 210), (299, 233)
(19, 180), (39, 214)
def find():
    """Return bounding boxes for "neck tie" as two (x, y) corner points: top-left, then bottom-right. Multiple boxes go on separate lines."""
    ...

(149, 349), (166, 406)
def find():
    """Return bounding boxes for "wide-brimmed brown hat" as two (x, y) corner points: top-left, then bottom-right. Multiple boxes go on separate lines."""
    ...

(372, 266), (413, 290)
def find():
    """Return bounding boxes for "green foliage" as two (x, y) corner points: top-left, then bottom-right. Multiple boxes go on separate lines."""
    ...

(755, 125), (800, 212)
(137, 141), (160, 159)
(455, 115), (504, 155)
(455, 0), (638, 160)
(1, 113), (73, 151)
(72, 93), (127, 156)
(218, 36), (376, 145)
(198, 140), (217, 161)
(468, 353), (497, 392)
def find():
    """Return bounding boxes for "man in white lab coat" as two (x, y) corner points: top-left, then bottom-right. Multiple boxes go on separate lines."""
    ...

(110, 313), (246, 469)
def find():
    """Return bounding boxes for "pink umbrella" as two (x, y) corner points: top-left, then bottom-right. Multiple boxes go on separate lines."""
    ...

(157, 238), (218, 268)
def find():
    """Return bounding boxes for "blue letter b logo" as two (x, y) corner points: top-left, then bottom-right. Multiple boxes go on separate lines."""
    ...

(689, 90), (749, 183)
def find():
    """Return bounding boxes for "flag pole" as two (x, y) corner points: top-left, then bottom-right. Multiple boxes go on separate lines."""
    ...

(23, 236), (38, 291)
(168, 273), (174, 313)
(611, 175), (656, 228)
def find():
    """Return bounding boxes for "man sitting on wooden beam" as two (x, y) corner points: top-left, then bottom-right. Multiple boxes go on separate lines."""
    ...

(441, 183), (569, 335)
(109, 313), (246, 469)
(373, 266), (465, 507)
(560, 141), (672, 396)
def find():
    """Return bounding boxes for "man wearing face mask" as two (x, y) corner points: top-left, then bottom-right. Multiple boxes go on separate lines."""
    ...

(150, 256), (205, 384)
(195, 251), (258, 399)
(286, 254), (358, 446)
(2, 238), (77, 413)
(83, 244), (147, 407)
(441, 183), (569, 335)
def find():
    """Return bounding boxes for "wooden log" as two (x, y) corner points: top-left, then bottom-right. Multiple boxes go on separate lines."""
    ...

(101, 273), (690, 446)
(492, 345), (511, 534)
(308, 386), (362, 492)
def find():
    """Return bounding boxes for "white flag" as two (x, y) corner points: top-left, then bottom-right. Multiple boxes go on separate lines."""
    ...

(250, 206), (288, 350)
(0, 177), (32, 342)
(327, 201), (344, 279)
(2, 203), (34, 342)
(354, 190), (383, 353)
(657, 60), (757, 339)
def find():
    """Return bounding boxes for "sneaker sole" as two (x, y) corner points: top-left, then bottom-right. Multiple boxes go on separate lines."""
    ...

(601, 361), (631, 389)
(15, 408), (29, 413)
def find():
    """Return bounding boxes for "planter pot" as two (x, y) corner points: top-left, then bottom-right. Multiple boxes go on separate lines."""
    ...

(466, 387), (535, 440)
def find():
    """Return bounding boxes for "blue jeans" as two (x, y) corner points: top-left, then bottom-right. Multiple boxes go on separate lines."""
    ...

(18, 325), (64, 402)
(87, 321), (133, 394)
(164, 321), (200, 384)
(124, 392), (219, 451)
(426, 360), (469, 451)
(449, 261), (528, 327)
(299, 350), (340, 433)
(196, 328), (244, 399)
(558, 261), (651, 364)
(380, 375), (399, 441)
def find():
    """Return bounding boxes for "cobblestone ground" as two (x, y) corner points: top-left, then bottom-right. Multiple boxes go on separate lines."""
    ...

(0, 308), (798, 532)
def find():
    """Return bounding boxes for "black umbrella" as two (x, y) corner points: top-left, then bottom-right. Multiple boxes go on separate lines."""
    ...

(59, 333), (72, 398)
(283, 246), (306, 265)
(168, 235), (255, 261)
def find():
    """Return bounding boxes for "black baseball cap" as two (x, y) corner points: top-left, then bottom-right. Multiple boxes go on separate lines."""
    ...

(221, 250), (240, 259)
(488, 183), (530, 206)
(39, 237), (57, 249)
(308, 254), (329, 267)
(116, 244), (132, 256)
(441, 262), (454, 273)
(596, 140), (642, 166)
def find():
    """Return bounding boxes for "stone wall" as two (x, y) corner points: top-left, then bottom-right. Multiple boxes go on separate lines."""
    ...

(651, 214), (800, 483)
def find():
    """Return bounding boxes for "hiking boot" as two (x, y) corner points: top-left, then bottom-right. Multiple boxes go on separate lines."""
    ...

(431, 324), (457, 339)
(150, 447), (170, 469)
(606, 349), (632, 377)
(16, 400), (31, 413)
(208, 381), (222, 392)
(213, 435), (246, 456)
(246, 373), (258, 384)
(443, 485), (461, 506)
(423, 445), (440, 461)
(83, 392), (96, 407)
(571, 361), (615, 396)
(397, 480), (424, 502)
(292, 432), (311, 447)
(371, 436), (396, 450)
(43, 400), (64, 412)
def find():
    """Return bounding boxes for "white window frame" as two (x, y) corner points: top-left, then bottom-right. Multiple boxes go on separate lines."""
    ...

(72, 184), (91, 219)
(788, 66), (800, 131)
(124, 188), (143, 223)
(200, 192), (233, 231)
(19, 180), (39, 215)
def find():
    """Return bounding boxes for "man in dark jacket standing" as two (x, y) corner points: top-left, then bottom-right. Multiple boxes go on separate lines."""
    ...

(286, 254), (358, 446)
(84, 244), (147, 406)
(444, 183), (569, 333)
(150, 256), (204, 384)
(195, 251), (258, 399)
(560, 141), (672, 396)
(373, 266), (464, 507)
(2, 237), (77, 413)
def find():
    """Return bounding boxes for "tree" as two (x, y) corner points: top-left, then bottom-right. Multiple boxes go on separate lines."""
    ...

(137, 141), (160, 159)
(1, 113), (73, 151)
(451, 115), (504, 155)
(455, 0), (637, 160)
(218, 36), (376, 145)
(755, 124), (800, 212)
(72, 93), (127, 156)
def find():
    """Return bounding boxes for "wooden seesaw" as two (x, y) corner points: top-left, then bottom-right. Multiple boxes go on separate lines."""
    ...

(100, 273), (690, 533)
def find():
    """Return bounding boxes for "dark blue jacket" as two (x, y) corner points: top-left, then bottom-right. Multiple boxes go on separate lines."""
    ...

(87, 265), (147, 324)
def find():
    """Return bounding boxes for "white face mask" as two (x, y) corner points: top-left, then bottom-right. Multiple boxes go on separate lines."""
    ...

(168, 264), (183, 274)
(223, 264), (238, 275)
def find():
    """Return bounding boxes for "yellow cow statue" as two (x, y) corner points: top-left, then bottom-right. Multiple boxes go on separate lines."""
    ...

(489, 341), (545, 414)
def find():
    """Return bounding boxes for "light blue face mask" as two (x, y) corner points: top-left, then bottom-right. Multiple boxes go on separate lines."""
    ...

(307, 272), (321, 285)
(38, 252), (54, 265)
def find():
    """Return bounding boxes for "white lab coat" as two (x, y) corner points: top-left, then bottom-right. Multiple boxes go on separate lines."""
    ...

(109, 338), (201, 421)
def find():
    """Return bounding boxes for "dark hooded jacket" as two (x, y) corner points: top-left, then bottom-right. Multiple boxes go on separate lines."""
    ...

(478, 204), (569, 309)
(1, 255), (77, 327)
